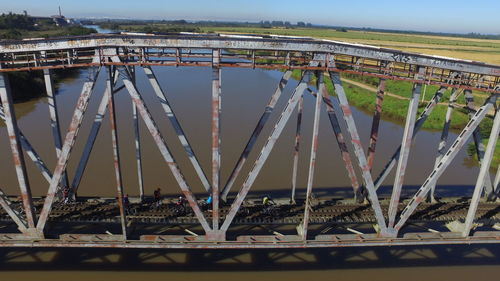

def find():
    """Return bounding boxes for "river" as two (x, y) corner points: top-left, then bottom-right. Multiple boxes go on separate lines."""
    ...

(0, 27), (496, 279)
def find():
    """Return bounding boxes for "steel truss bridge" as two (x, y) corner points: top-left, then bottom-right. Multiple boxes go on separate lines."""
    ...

(0, 33), (499, 249)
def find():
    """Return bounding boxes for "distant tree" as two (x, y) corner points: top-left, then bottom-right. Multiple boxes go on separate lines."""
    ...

(272, 21), (284, 27)
(0, 12), (34, 30)
(306, 23), (312, 27)
(297, 21), (305, 27)
(260, 20), (272, 28)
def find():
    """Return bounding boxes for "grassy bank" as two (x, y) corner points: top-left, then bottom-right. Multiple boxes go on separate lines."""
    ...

(291, 70), (498, 169)
(200, 26), (500, 65)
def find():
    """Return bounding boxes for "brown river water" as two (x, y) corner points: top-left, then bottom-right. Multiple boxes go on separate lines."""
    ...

(0, 61), (496, 279)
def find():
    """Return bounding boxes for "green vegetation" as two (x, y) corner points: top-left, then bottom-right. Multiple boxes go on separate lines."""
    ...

(0, 12), (96, 40)
(0, 13), (91, 101)
(119, 24), (202, 33)
(291, 69), (498, 169)
(7, 68), (80, 102)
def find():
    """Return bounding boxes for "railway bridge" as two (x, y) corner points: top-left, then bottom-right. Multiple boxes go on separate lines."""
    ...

(0, 33), (499, 249)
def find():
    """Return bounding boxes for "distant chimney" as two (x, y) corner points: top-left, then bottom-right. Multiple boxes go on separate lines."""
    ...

(58, 6), (62, 17)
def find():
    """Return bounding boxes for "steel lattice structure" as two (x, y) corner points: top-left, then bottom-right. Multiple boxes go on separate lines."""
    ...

(0, 33), (499, 249)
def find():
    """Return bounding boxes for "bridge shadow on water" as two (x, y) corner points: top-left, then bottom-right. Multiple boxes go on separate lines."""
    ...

(0, 244), (499, 272)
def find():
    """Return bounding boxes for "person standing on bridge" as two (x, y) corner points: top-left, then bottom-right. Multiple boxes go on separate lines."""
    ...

(123, 194), (130, 214)
(153, 188), (162, 209)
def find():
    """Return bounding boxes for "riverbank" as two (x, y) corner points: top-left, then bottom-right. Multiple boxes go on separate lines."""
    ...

(6, 68), (81, 103)
(290, 70), (499, 169)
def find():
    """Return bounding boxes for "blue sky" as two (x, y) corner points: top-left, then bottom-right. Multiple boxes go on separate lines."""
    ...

(2, 0), (499, 34)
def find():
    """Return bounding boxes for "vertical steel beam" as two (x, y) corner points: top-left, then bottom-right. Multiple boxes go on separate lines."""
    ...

(69, 68), (120, 198)
(43, 68), (70, 193)
(211, 49), (221, 230)
(367, 79), (386, 170)
(300, 72), (323, 239)
(220, 71), (312, 232)
(128, 65), (144, 201)
(132, 100), (144, 201)
(388, 67), (425, 229)
(462, 104), (500, 236)
(0, 72), (37, 229)
(222, 70), (293, 200)
(0, 187), (28, 233)
(290, 95), (304, 203)
(394, 95), (498, 232)
(114, 63), (212, 233)
(465, 90), (494, 198)
(374, 86), (448, 190)
(143, 66), (211, 194)
(428, 88), (460, 202)
(319, 83), (361, 199)
(328, 70), (388, 235)
(37, 63), (100, 232)
(106, 66), (128, 239)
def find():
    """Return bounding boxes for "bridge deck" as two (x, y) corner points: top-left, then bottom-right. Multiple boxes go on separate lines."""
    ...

(0, 196), (496, 225)
(0, 196), (499, 249)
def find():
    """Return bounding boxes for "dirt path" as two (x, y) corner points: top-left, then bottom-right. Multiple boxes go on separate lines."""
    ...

(341, 78), (496, 115)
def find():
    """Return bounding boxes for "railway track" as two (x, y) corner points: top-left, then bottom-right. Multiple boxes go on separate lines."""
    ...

(1, 197), (498, 226)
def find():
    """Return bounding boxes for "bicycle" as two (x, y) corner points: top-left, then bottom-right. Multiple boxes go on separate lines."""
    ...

(262, 204), (281, 217)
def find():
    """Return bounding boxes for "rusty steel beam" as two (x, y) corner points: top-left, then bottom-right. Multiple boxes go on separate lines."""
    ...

(1, 60), (497, 94)
(221, 71), (312, 232)
(428, 88), (460, 202)
(462, 104), (500, 236)
(388, 67), (425, 229)
(0, 105), (54, 184)
(69, 68), (120, 198)
(374, 86), (448, 190)
(1, 234), (500, 249)
(43, 68), (70, 194)
(464, 90), (494, 198)
(36, 58), (101, 232)
(114, 62), (212, 233)
(143, 66), (211, 194)
(132, 102), (144, 201)
(367, 79), (386, 170)
(0, 187), (28, 233)
(0, 71), (37, 230)
(319, 81), (361, 199)
(394, 95), (498, 233)
(2, 34), (500, 76)
(127, 65), (145, 201)
(300, 72), (324, 239)
(221, 70), (293, 200)
(328, 69), (388, 235)
(212, 49), (221, 231)
(290, 95), (304, 203)
(106, 66), (128, 239)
